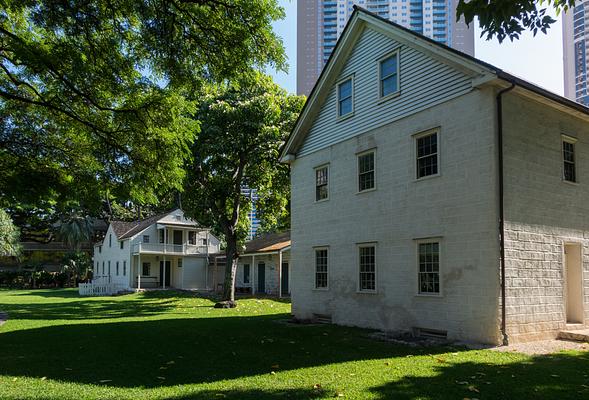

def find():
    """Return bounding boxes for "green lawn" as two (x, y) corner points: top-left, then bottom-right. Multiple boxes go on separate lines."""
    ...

(0, 290), (588, 399)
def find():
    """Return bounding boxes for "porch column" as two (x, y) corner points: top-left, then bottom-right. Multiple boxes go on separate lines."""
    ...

(278, 250), (283, 298)
(138, 254), (141, 290)
(163, 228), (167, 289)
(252, 254), (256, 294)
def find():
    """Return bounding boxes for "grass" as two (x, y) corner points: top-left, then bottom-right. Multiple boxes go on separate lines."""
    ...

(0, 289), (588, 399)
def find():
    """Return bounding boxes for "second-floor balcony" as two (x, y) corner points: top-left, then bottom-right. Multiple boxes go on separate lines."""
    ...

(132, 242), (208, 256)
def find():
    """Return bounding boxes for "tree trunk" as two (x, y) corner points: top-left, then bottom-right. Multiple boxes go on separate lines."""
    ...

(221, 234), (238, 304)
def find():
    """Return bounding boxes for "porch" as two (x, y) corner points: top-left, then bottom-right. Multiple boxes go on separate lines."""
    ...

(132, 254), (210, 291)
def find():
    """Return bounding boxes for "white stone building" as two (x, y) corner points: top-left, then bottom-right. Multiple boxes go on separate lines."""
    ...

(90, 209), (220, 292)
(281, 7), (589, 344)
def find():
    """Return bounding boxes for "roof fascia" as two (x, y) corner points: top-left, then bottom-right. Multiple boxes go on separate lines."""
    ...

(280, 13), (365, 161)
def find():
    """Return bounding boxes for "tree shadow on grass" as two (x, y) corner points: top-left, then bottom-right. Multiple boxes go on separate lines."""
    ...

(0, 297), (180, 320)
(369, 351), (589, 400)
(0, 313), (445, 389)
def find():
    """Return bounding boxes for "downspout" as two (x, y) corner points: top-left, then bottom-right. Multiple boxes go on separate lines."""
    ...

(497, 81), (515, 346)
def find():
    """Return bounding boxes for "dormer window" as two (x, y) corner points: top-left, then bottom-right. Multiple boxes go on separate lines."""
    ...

(337, 77), (354, 117)
(379, 51), (399, 98)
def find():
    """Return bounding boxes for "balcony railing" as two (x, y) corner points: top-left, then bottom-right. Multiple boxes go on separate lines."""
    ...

(132, 242), (208, 255)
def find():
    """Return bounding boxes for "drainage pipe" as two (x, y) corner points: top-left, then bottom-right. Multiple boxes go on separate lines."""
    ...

(497, 82), (515, 346)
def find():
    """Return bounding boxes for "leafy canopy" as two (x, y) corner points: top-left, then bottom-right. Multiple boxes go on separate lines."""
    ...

(183, 72), (304, 302)
(457, 0), (576, 42)
(0, 0), (286, 220)
(0, 209), (21, 257)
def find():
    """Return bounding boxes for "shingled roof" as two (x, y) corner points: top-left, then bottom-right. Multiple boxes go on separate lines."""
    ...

(243, 231), (290, 254)
(107, 209), (199, 241)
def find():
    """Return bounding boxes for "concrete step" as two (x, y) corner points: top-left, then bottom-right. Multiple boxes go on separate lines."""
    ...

(558, 328), (589, 342)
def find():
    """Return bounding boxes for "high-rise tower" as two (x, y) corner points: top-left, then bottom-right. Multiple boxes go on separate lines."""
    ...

(297, 0), (475, 96)
(563, 2), (589, 106)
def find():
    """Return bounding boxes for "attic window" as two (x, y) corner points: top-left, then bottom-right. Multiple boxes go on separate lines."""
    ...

(337, 77), (354, 117)
(175, 215), (182, 221)
(379, 51), (399, 98)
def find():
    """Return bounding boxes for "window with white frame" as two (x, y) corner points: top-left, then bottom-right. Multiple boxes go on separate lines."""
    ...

(416, 131), (439, 179)
(102, 261), (104, 275)
(123, 261), (127, 276)
(379, 52), (399, 97)
(116, 261), (119, 276)
(563, 136), (577, 182)
(108, 261), (111, 276)
(337, 77), (353, 117)
(315, 248), (328, 289)
(143, 235), (150, 243)
(315, 166), (329, 201)
(418, 241), (440, 294)
(109, 234), (112, 247)
(359, 245), (376, 292)
(98, 245), (102, 253)
(189, 231), (196, 245)
(142, 262), (151, 276)
(358, 151), (375, 192)
(120, 241), (124, 249)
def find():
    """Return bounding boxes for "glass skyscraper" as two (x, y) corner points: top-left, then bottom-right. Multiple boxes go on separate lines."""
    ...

(297, 0), (475, 96)
(563, 1), (589, 106)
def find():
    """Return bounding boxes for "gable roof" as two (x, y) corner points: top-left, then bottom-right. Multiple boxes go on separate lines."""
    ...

(108, 209), (201, 240)
(280, 6), (589, 160)
(243, 231), (290, 254)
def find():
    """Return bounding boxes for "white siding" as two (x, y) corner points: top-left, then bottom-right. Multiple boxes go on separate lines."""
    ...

(92, 225), (132, 289)
(299, 27), (474, 156)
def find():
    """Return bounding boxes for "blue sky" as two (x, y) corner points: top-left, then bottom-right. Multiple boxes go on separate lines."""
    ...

(270, 1), (563, 95)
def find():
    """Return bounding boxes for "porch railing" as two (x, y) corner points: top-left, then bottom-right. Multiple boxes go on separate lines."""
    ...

(132, 242), (208, 255)
(79, 282), (126, 296)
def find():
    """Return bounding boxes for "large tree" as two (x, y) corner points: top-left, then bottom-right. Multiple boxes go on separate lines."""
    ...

(457, 0), (575, 42)
(183, 72), (304, 305)
(0, 208), (21, 257)
(0, 0), (286, 222)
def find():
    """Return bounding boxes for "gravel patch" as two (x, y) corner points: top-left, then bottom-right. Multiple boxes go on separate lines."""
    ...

(490, 339), (589, 355)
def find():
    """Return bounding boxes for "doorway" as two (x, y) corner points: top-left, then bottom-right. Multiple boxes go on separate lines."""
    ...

(160, 260), (171, 288)
(257, 262), (266, 293)
(281, 262), (289, 295)
(564, 243), (584, 324)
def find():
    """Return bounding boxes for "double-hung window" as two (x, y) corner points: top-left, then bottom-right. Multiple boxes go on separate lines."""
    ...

(379, 52), (399, 98)
(120, 241), (124, 249)
(416, 130), (439, 179)
(143, 235), (150, 243)
(315, 166), (329, 201)
(142, 262), (151, 276)
(418, 241), (440, 295)
(123, 261), (127, 276)
(315, 248), (328, 289)
(358, 151), (375, 192)
(337, 77), (353, 117)
(563, 135), (577, 182)
(116, 261), (120, 276)
(359, 245), (376, 292)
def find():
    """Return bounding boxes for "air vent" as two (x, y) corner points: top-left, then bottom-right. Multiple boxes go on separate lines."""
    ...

(313, 313), (332, 324)
(413, 327), (447, 339)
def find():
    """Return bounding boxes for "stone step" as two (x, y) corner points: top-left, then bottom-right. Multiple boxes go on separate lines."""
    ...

(558, 328), (589, 342)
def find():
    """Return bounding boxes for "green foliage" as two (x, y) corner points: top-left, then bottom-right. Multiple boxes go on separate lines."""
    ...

(457, 0), (575, 42)
(0, 209), (21, 257)
(184, 72), (303, 242)
(0, 0), (286, 217)
(183, 71), (304, 300)
(57, 212), (94, 251)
